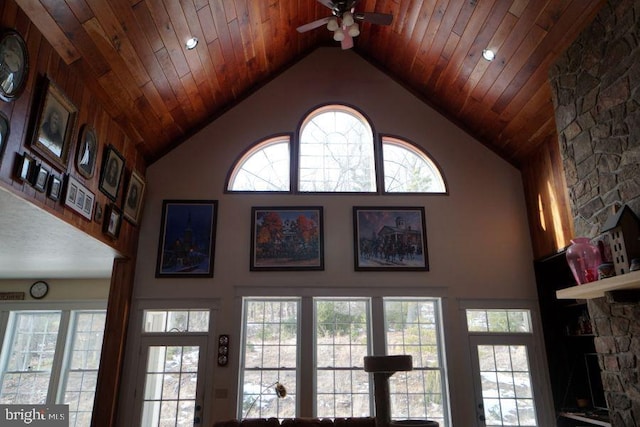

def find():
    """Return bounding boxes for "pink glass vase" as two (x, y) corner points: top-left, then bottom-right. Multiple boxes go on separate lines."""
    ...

(566, 237), (602, 284)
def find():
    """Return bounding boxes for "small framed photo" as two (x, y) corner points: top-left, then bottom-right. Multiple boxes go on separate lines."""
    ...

(47, 175), (62, 201)
(14, 152), (34, 183)
(30, 77), (77, 170)
(123, 170), (146, 225)
(250, 206), (324, 271)
(0, 29), (29, 102)
(31, 164), (49, 192)
(353, 206), (429, 271)
(94, 201), (103, 223)
(99, 144), (125, 201)
(64, 174), (95, 220)
(0, 112), (9, 161)
(103, 203), (122, 239)
(76, 124), (98, 179)
(156, 200), (218, 278)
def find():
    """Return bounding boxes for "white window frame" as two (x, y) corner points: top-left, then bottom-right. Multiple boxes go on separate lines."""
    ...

(237, 290), (451, 426)
(0, 300), (106, 427)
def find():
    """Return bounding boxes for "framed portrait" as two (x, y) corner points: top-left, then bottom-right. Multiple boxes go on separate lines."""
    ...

(30, 77), (77, 170)
(94, 201), (103, 223)
(31, 163), (49, 192)
(123, 170), (145, 225)
(76, 124), (98, 179)
(0, 112), (9, 162)
(47, 174), (62, 201)
(250, 206), (324, 271)
(0, 29), (29, 102)
(156, 200), (218, 278)
(103, 203), (122, 239)
(99, 144), (125, 201)
(64, 174), (95, 220)
(353, 206), (429, 271)
(14, 152), (34, 183)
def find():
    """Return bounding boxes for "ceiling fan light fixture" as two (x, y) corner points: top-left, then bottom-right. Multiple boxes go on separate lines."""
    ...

(342, 12), (354, 27)
(327, 17), (339, 32)
(348, 23), (360, 37)
(333, 28), (345, 42)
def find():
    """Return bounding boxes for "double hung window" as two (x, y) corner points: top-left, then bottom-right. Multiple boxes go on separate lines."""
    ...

(239, 297), (448, 426)
(0, 306), (106, 427)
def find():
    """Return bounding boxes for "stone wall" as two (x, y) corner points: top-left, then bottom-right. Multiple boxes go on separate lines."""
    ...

(549, 1), (640, 426)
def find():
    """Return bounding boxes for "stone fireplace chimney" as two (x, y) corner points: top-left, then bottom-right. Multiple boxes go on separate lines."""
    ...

(549, 1), (640, 426)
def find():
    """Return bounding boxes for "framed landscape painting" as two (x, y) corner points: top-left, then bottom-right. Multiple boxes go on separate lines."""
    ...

(251, 206), (324, 271)
(156, 200), (218, 278)
(353, 206), (429, 271)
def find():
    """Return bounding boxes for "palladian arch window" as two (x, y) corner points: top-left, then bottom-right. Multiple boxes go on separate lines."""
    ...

(227, 136), (290, 192)
(382, 136), (446, 193)
(298, 106), (376, 192)
(226, 105), (447, 194)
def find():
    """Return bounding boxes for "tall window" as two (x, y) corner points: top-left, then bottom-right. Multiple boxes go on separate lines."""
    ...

(315, 298), (371, 418)
(385, 299), (447, 426)
(239, 299), (298, 419)
(238, 297), (450, 426)
(227, 105), (447, 194)
(0, 307), (106, 427)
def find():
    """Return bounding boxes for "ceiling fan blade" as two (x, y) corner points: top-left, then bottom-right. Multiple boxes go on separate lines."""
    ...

(316, 0), (335, 9)
(341, 32), (354, 50)
(296, 17), (331, 33)
(355, 12), (393, 26)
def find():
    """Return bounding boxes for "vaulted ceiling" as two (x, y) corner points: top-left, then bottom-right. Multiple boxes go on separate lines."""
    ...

(17, 0), (603, 168)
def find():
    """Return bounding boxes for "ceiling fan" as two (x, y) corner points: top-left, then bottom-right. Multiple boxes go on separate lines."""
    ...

(296, 0), (393, 50)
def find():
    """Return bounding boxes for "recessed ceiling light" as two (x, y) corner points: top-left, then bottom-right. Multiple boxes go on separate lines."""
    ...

(185, 37), (198, 50)
(482, 49), (495, 61)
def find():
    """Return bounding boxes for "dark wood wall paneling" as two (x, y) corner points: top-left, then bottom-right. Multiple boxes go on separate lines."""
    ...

(1, 3), (140, 426)
(521, 136), (574, 259)
(0, 0), (143, 259)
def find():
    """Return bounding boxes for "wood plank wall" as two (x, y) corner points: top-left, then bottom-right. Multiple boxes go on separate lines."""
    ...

(1, 2), (142, 426)
(0, 1), (144, 259)
(521, 135), (574, 260)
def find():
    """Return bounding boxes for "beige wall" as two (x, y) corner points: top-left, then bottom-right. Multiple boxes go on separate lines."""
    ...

(122, 48), (543, 426)
(0, 279), (110, 300)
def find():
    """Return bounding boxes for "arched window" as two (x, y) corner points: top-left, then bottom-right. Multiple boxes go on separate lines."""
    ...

(227, 136), (290, 192)
(226, 105), (447, 195)
(382, 136), (446, 193)
(298, 105), (376, 192)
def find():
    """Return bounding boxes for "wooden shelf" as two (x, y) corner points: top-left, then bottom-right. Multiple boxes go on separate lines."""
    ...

(559, 411), (610, 426)
(556, 270), (640, 299)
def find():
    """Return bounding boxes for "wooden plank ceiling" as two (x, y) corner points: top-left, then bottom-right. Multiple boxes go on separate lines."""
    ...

(14, 0), (604, 167)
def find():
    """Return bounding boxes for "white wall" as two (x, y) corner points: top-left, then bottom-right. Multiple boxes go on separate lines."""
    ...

(122, 48), (541, 426)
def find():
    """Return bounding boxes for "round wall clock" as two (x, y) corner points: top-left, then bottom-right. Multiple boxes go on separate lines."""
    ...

(29, 280), (49, 299)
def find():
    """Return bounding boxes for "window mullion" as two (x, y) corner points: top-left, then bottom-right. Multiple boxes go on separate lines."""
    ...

(300, 296), (313, 417)
(48, 309), (70, 404)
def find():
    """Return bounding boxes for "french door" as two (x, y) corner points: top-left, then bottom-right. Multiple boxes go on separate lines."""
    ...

(134, 335), (208, 427)
(469, 335), (542, 427)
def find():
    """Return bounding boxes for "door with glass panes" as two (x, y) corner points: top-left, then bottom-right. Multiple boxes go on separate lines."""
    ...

(134, 335), (208, 427)
(469, 335), (542, 427)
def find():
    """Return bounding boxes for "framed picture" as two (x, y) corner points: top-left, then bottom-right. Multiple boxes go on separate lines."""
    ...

(76, 124), (98, 179)
(31, 164), (49, 192)
(250, 206), (324, 271)
(353, 206), (429, 271)
(30, 77), (77, 170)
(103, 203), (122, 239)
(14, 152), (34, 183)
(0, 112), (9, 162)
(94, 201), (103, 223)
(47, 174), (62, 201)
(156, 200), (218, 278)
(99, 144), (125, 201)
(123, 170), (145, 225)
(0, 29), (29, 102)
(64, 174), (95, 220)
